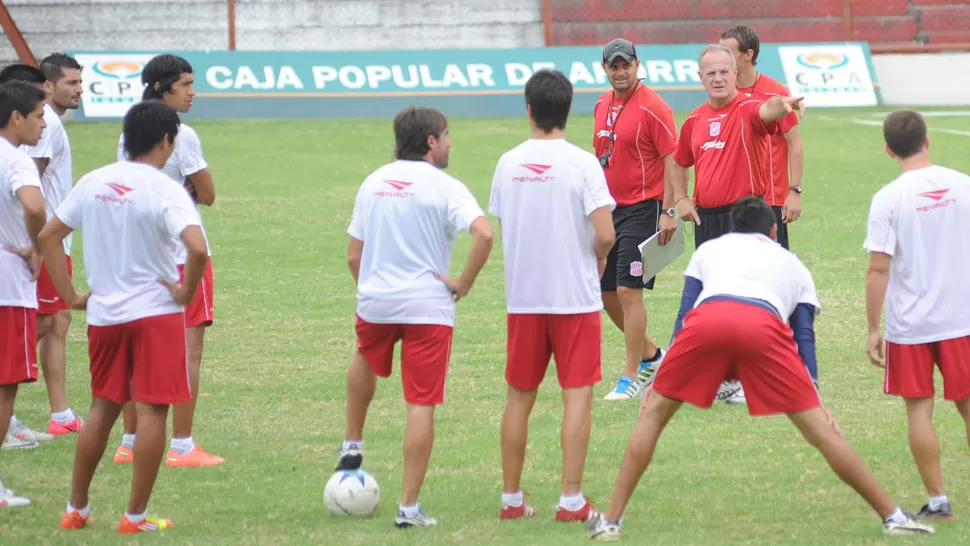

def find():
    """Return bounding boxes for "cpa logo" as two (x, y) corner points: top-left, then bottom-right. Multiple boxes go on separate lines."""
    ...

(92, 60), (144, 80)
(795, 53), (849, 71)
(87, 59), (149, 106)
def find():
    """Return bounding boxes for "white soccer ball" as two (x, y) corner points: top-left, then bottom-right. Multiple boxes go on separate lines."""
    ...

(324, 470), (380, 517)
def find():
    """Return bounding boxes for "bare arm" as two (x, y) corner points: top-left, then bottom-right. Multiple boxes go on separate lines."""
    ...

(347, 236), (363, 284)
(454, 216), (494, 296)
(759, 95), (804, 125)
(865, 252), (892, 366)
(176, 226), (209, 304)
(32, 157), (49, 177)
(38, 217), (81, 307)
(186, 168), (216, 206)
(589, 206), (615, 259)
(17, 186), (46, 250)
(784, 126), (804, 189)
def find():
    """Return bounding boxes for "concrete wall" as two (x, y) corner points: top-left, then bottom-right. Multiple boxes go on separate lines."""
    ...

(1, 0), (545, 65)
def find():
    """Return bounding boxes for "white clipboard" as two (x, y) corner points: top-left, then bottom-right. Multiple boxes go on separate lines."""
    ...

(637, 219), (686, 281)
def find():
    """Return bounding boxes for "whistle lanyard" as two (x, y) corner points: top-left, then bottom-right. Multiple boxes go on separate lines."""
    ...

(604, 80), (641, 143)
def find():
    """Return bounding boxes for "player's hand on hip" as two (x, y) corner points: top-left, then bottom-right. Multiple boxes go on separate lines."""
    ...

(867, 331), (885, 367)
(784, 193), (802, 223)
(159, 279), (193, 306)
(5, 246), (42, 281)
(676, 198), (701, 225)
(597, 257), (607, 279)
(658, 214), (677, 246)
(69, 292), (90, 311)
(434, 273), (469, 302)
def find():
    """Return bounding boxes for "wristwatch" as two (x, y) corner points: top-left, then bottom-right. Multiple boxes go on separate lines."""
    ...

(663, 207), (676, 217)
(789, 185), (803, 194)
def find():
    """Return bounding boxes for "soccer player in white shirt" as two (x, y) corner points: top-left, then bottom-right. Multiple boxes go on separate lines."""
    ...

(0, 81), (48, 505)
(0, 56), (86, 442)
(490, 70), (615, 522)
(115, 54), (222, 467)
(40, 100), (207, 533)
(587, 198), (934, 540)
(335, 106), (493, 528)
(865, 110), (970, 521)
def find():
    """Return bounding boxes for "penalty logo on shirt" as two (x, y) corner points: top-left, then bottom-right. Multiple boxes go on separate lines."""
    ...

(709, 122), (721, 137)
(630, 261), (643, 277)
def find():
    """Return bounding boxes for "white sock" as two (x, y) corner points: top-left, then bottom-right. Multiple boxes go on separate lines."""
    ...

(929, 494), (948, 511)
(121, 434), (135, 450)
(559, 492), (585, 511)
(399, 503), (420, 517)
(52, 409), (76, 424)
(125, 509), (147, 523)
(9, 415), (16, 427)
(342, 440), (363, 452)
(170, 436), (195, 455)
(67, 502), (91, 518)
(886, 507), (908, 525)
(501, 491), (523, 506)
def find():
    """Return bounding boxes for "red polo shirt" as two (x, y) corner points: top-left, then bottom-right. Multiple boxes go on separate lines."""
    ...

(737, 73), (799, 206)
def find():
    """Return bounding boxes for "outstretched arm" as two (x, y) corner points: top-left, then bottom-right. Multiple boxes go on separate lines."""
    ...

(788, 303), (818, 389)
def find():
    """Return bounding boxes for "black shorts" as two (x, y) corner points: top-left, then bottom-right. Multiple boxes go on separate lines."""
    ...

(601, 200), (661, 292)
(771, 205), (790, 250)
(693, 204), (734, 248)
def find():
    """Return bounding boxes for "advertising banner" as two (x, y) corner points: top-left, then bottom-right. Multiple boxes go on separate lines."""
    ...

(70, 43), (880, 121)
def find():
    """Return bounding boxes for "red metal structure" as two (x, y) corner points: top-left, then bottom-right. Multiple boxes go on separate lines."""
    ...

(0, 0), (35, 65)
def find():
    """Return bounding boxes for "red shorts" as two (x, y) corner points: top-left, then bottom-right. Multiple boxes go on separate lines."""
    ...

(355, 316), (453, 406)
(506, 312), (602, 390)
(652, 300), (820, 416)
(885, 336), (970, 401)
(87, 313), (190, 405)
(0, 306), (38, 385)
(177, 260), (214, 328)
(37, 256), (73, 315)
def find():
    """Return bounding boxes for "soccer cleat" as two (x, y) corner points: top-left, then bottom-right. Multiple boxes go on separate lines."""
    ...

(500, 500), (537, 520)
(113, 446), (133, 464)
(118, 514), (174, 534)
(2, 433), (38, 450)
(48, 417), (83, 435)
(715, 380), (742, 402)
(637, 349), (665, 387)
(884, 513), (935, 535)
(587, 513), (621, 541)
(395, 509), (438, 528)
(604, 377), (641, 401)
(60, 510), (90, 529)
(916, 502), (954, 520)
(10, 420), (54, 443)
(165, 446), (224, 467)
(335, 445), (363, 471)
(725, 385), (747, 405)
(0, 484), (30, 508)
(556, 496), (598, 523)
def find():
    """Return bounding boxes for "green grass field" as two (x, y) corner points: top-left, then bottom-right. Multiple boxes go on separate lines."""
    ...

(3, 107), (970, 545)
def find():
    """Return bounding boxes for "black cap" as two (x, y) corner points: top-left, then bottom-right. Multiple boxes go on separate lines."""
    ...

(603, 38), (637, 65)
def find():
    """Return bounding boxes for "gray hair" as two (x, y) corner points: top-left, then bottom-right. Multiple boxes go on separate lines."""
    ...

(698, 44), (737, 69)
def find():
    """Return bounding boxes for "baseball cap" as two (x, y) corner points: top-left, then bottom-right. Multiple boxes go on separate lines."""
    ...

(603, 38), (637, 65)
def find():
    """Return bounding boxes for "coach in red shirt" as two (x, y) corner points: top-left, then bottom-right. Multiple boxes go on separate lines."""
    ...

(670, 44), (803, 249)
(593, 38), (678, 401)
(720, 25), (804, 249)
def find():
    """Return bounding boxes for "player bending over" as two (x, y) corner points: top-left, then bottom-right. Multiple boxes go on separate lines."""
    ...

(490, 70), (615, 522)
(587, 197), (934, 540)
(115, 54), (222, 468)
(865, 109), (970, 520)
(42, 100), (207, 533)
(335, 106), (493, 528)
(0, 81), (48, 505)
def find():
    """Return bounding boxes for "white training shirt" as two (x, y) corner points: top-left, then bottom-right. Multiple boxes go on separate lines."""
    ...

(0, 137), (42, 309)
(118, 122), (209, 264)
(864, 164), (970, 344)
(55, 161), (202, 326)
(348, 159), (486, 327)
(685, 232), (821, 319)
(22, 103), (73, 255)
(489, 139), (616, 314)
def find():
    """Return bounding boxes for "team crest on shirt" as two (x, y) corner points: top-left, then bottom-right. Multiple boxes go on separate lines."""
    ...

(709, 122), (721, 137)
(607, 106), (621, 128)
(630, 261), (643, 277)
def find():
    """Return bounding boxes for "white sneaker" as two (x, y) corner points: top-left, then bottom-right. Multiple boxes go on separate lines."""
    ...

(1, 433), (38, 450)
(587, 513), (621, 541)
(884, 513), (935, 535)
(725, 385), (747, 405)
(395, 509), (438, 528)
(0, 478), (30, 508)
(637, 349), (664, 387)
(715, 380), (741, 402)
(604, 376), (641, 400)
(10, 420), (54, 443)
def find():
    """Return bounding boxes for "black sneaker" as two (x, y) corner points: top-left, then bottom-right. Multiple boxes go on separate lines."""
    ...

(334, 446), (362, 472)
(916, 502), (954, 520)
